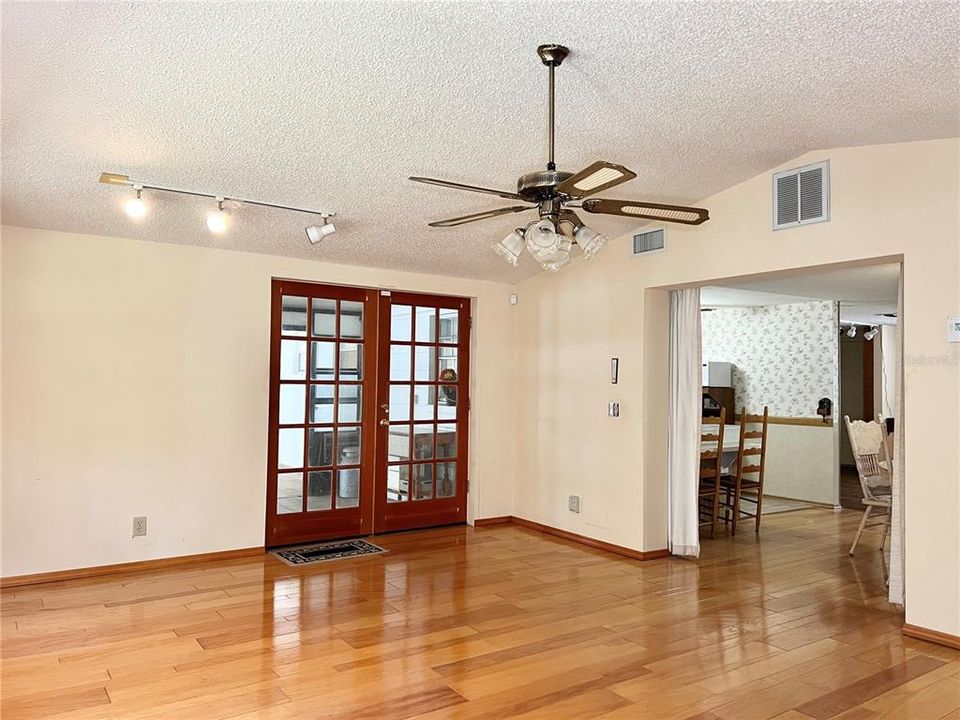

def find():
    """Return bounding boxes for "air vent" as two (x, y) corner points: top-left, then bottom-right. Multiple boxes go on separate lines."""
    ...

(631, 228), (666, 257)
(772, 160), (829, 230)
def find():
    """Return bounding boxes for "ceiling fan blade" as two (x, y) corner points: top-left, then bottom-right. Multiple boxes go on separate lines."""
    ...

(556, 161), (637, 199)
(581, 198), (709, 225)
(410, 176), (526, 201)
(427, 205), (534, 228)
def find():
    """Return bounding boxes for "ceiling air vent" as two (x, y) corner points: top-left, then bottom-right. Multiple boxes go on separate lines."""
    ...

(772, 160), (830, 230)
(631, 228), (666, 257)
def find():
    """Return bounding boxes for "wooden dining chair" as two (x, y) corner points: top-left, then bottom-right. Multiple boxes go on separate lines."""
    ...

(699, 407), (726, 538)
(844, 415), (892, 556)
(720, 406), (769, 535)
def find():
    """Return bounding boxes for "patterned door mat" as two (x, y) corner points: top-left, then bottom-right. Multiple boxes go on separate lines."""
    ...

(271, 539), (387, 566)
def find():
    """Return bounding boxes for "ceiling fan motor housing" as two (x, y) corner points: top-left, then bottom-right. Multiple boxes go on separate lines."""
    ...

(517, 170), (573, 201)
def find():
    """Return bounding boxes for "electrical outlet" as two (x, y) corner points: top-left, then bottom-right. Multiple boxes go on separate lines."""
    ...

(568, 495), (581, 513)
(132, 516), (147, 537)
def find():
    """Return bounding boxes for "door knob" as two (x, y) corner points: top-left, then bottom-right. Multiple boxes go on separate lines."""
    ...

(380, 419), (390, 426)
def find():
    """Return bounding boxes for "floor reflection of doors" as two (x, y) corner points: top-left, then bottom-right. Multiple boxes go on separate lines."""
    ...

(266, 282), (470, 546)
(375, 292), (470, 533)
(266, 280), (378, 547)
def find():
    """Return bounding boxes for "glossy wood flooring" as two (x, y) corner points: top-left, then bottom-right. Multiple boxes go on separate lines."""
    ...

(3, 509), (959, 719)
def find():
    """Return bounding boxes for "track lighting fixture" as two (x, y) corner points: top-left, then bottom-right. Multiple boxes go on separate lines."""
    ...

(99, 172), (336, 240)
(846, 325), (858, 338)
(125, 186), (147, 220)
(305, 216), (336, 244)
(864, 326), (879, 341)
(206, 199), (228, 234)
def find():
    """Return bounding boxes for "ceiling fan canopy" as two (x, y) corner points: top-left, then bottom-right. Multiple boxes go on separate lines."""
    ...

(410, 44), (710, 272)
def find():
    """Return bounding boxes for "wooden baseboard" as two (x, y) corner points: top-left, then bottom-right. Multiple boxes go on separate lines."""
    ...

(902, 623), (960, 650)
(475, 515), (669, 562)
(473, 516), (513, 527)
(0, 546), (265, 588)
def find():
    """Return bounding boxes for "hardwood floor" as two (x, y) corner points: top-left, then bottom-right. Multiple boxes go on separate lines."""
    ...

(2, 509), (958, 719)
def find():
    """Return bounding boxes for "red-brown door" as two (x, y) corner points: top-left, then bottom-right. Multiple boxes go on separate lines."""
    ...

(373, 292), (470, 533)
(265, 280), (379, 546)
(266, 282), (470, 546)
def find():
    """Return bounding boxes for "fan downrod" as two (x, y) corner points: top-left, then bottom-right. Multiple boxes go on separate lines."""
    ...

(537, 44), (569, 66)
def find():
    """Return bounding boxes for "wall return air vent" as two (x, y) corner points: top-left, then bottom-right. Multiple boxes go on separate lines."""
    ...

(772, 160), (830, 230)
(631, 227), (667, 257)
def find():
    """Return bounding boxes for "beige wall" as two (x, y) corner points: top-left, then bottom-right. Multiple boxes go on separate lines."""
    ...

(0, 227), (517, 576)
(513, 138), (960, 637)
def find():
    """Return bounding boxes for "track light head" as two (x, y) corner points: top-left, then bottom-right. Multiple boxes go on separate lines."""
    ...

(864, 326), (879, 341)
(206, 199), (228, 234)
(306, 216), (336, 245)
(845, 325), (857, 338)
(124, 187), (147, 220)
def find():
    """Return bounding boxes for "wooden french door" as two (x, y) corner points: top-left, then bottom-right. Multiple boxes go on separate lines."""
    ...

(374, 292), (470, 533)
(266, 282), (469, 546)
(266, 280), (379, 546)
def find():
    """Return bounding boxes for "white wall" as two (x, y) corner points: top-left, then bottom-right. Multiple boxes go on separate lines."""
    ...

(513, 138), (960, 638)
(0, 227), (518, 576)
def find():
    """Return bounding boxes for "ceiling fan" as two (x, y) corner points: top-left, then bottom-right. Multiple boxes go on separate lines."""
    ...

(410, 44), (710, 272)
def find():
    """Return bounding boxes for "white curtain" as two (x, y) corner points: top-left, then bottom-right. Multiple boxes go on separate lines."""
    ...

(888, 268), (905, 604)
(668, 288), (702, 558)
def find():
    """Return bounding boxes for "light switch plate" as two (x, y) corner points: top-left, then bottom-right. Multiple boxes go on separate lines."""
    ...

(948, 316), (960, 343)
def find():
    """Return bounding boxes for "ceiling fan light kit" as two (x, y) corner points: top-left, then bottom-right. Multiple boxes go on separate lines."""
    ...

(98, 173), (336, 241)
(410, 44), (710, 272)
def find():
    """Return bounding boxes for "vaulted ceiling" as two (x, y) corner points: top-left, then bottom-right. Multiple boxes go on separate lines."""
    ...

(2, 2), (958, 280)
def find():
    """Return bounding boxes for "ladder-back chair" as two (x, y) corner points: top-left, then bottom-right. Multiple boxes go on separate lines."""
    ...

(721, 407), (769, 535)
(699, 408), (726, 538)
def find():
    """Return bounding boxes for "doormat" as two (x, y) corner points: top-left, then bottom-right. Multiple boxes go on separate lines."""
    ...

(271, 539), (387, 566)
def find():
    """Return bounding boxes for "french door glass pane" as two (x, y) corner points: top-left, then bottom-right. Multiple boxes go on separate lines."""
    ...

(438, 385), (457, 420)
(312, 341), (336, 379)
(389, 385), (411, 421)
(338, 385), (361, 422)
(279, 384), (305, 424)
(312, 298), (336, 338)
(339, 343), (362, 380)
(280, 340), (306, 380)
(282, 296), (308, 336)
(439, 308), (458, 343)
(338, 469), (360, 507)
(307, 470), (332, 511)
(277, 472), (303, 513)
(436, 462), (456, 498)
(413, 425), (434, 460)
(415, 306), (436, 342)
(388, 424), (411, 462)
(308, 428), (334, 467)
(414, 385), (435, 420)
(337, 427), (361, 465)
(390, 345), (411, 381)
(311, 385), (335, 423)
(341, 301), (364, 338)
(414, 346), (436, 381)
(387, 465), (409, 503)
(278, 429), (304, 469)
(413, 464), (433, 500)
(439, 347), (458, 380)
(436, 423), (457, 458)
(391, 305), (412, 341)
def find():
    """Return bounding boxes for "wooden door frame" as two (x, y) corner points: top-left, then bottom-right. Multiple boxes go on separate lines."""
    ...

(265, 280), (471, 547)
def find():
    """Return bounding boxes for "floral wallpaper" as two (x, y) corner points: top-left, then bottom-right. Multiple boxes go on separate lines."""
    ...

(701, 301), (839, 418)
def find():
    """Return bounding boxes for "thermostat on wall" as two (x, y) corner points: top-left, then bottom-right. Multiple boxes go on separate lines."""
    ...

(948, 316), (960, 343)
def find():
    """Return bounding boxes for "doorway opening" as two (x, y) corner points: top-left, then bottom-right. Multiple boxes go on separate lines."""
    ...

(265, 279), (470, 547)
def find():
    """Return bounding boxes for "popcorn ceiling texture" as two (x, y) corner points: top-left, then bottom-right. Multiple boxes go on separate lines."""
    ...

(2, 2), (958, 281)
